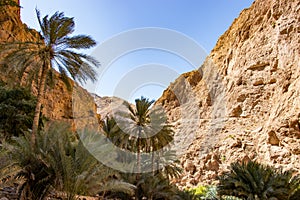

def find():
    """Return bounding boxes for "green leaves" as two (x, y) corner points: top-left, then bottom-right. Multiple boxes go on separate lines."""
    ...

(65, 35), (97, 49)
(0, 122), (136, 199)
(217, 160), (300, 200)
(0, 86), (37, 138)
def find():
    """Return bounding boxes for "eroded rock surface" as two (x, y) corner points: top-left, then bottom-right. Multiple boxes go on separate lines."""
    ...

(158, 0), (300, 187)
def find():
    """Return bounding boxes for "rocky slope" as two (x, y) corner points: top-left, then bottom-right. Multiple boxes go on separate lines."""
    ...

(0, 2), (99, 131)
(157, 0), (300, 187)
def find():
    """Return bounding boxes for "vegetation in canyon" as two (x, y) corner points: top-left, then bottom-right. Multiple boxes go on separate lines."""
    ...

(0, 0), (300, 199)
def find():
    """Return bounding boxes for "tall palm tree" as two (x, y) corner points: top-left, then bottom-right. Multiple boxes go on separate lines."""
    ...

(144, 106), (175, 175)
(0, 9), (100, 142)
(127, 96), (154, 176)
(113, 98), (180, 175)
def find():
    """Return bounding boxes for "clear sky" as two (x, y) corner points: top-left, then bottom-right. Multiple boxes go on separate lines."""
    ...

(20, 0), (254, 102)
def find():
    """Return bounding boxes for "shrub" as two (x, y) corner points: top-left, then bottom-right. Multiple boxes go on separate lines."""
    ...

(0, 86), (42, 139)
(0, 122), (135, 199)
(217, 160), (300, 200)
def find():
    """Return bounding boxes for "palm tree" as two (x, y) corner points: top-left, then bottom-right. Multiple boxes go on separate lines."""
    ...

(102, 116), (137, 166)
(217, 160), (300, 200)
(126, 96), (155, 176)
(154, 150), (182, 179)
(144, 105), (172, 174)
(103, 116), (131, 151)
(0, 122), (135, 200)
(137, 174), (179, 200)
(103, 97), (182, 199)
(0, 9), (100, 142)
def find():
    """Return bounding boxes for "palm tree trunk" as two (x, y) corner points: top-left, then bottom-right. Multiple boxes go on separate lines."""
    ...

(136, 127), (142, 200)
(152, 147), (155, 175)
(31, 62), (48, 143)
(137, 140), (141, 176)
(137, 127), (142, 177)
(156, 151), (160, 176)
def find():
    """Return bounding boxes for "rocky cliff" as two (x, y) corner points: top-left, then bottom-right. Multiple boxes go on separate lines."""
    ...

(157, 0), (300, 187)
(0, 2), (99, 130)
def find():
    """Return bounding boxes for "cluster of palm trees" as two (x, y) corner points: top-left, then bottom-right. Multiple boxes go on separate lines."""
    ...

(102, 97), (178, 176)
(0, 122), (137, 200)
(100, 96), (183, 199)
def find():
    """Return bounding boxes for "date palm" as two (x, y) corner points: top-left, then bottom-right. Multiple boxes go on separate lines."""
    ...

(144, 105), (176, 176)
(0, 122), (135, 200)
(103, 116), (131, 150)
(102, 116), (135, 164)
(0, 9), (100, 142)
(217, 160), (300, 200)
(137, 174), (179, 200)
(127, 97), (155, 176)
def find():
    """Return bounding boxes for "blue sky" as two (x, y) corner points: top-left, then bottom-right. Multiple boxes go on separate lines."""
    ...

(20, 0), (254, 102)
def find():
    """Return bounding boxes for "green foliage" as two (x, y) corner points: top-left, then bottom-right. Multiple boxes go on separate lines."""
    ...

(188, 185), (219, 200)
(0, 128), (56, 199)
(186, 185), (243, 200)
(101, 96), (183, 199)
(137, 174), (179, 200)
(115, 173), (188, 200)
(0, 86), (38, 138)
(106, 97), (179, 176)
(217, 160), (300, 200)
(0, 122), (133, 199)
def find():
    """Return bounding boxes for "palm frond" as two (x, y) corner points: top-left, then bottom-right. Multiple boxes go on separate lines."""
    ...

(65, 35), (97, 49)
(217, 160), (300, 199)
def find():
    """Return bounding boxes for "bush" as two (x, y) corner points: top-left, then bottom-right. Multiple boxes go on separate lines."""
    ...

(0, 86), (40, 138)
(0, 122), (134, 199)
(217, 160), (300, 200)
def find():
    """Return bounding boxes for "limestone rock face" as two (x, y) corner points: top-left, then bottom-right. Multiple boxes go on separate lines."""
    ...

(0, 3), (99, 130)
(0, 2), (36, 43)
(93, 95), (127, 120)
(157, 0), (300, 187)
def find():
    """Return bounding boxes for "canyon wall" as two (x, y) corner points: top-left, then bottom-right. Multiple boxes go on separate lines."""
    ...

(157, 0), (300, 187)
